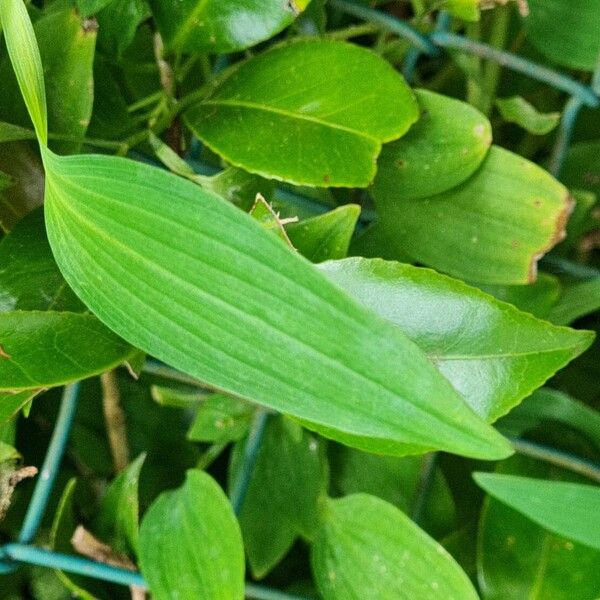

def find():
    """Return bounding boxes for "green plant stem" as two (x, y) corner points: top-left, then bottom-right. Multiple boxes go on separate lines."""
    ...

(127, 91), (164, 113)
(196, 442), (228, 471)
(481, 5), (511, 115)
(511, 438), (600, 485)
(326, 22), (380, 39)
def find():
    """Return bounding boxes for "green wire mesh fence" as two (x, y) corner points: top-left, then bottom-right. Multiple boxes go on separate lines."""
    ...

(1, 1), (599, 598)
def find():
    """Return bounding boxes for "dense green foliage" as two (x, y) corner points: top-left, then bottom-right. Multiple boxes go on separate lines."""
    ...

(0, 0), (598, 598)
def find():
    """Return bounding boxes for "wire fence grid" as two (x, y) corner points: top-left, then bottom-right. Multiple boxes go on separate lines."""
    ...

(1, 1), (599, 598)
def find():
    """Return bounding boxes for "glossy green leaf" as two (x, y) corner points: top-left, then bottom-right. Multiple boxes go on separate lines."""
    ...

(0, 311), (135, 391)
(42, 149), (511, 459)
(477, 456), (600, 600)
(149, 0), (312, 53)
(188, 395), (252, 444)
(475, 273), (561, 319)
(495, 96), (560, 136)
(0, 390), (39, 426)
(524, 0), (600, 71)
(497, 388), (600, 450)
(311, 494), (479, 600)
(206, 167), (275, 212)
(548, 278), (600, 325)
(372, 89), (492, 201)
(231, 416), (326, 577)
(96, 0), (151, 57)
(331, 447), (455, 538)
(0, 208), (83, 313)
(475, 472), (600, 551)
(0, 9), (97, 154)
(319, 257), (593, 422)
(0, 121), (36, 143)
(367, 145), (572, 284)
(286, 205), (360, 262)
(0, 0), (47, 144)
(139, 470), (245, 600)
(185, 40), (419, 187)
(95, 453), (145, 556)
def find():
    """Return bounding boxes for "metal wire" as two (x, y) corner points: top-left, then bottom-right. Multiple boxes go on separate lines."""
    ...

(2, 0), (599, 595)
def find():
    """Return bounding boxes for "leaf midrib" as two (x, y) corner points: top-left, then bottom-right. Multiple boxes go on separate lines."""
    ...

(199, 98), (379, 141)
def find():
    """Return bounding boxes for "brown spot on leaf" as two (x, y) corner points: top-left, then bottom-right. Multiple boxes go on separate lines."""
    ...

(528, 193), (575, 283)
(0, 345), (11, 360)
(323, 174), (331, 184)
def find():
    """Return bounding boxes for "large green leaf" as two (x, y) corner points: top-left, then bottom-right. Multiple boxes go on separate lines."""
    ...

(94, 453), (145, 556)
(524, 0), (600, 71)
(96, 0), (151, 57)
(230, 416), (327, 577)
(0, 8), (96, 153)
(372, 89), (492, 201)
(477, 456), (600, 600)
(366, 145), (572, 284)
(0, 208), (83, 313)
(41, 148), (510, 459)
(0, 311), (135, 391)
(149, 0), (312, 53)
(139, 470), (245, 600)
(311, 493), (479, 600)
(474, 472), (600, 551)
(319, 258), (593, 422)
(185, 40), (419, 187)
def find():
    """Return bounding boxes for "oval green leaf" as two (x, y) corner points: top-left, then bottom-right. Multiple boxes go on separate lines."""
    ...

(319, 257), (593, 422)
(311, 493), (479, 600)
(42, 148), (511, 460)
(368, 145), (572, 284)
(372, 89), (492, 201)
(149, 0), (312, 53)
(0, 311), (135, 391)
(185, 40), (419, 188)
(524, 0), (600, 71)
(139, 470), (245, 600)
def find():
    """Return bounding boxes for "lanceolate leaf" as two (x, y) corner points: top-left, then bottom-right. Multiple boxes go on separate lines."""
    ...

(372, 89), (492, 201)
(42, 148), (511, 460)
(311, 494), (479, 600)
(139, 470), (245, 600)
(0, 0), (47, 144)
(95, 453), (146, 556)
(185, 40), (419, 187)
(149, 0), (312, 53)
(320, 258), (593, 422)
(0, 8), (97, 153)
(477, 456), (600, 600)
(367, 145), (572, 284)
(474, 472), (600, 551)
(0, 311), (136, 391)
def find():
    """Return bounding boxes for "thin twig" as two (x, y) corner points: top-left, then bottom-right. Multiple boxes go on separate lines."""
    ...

(100, 371), (129, 474)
